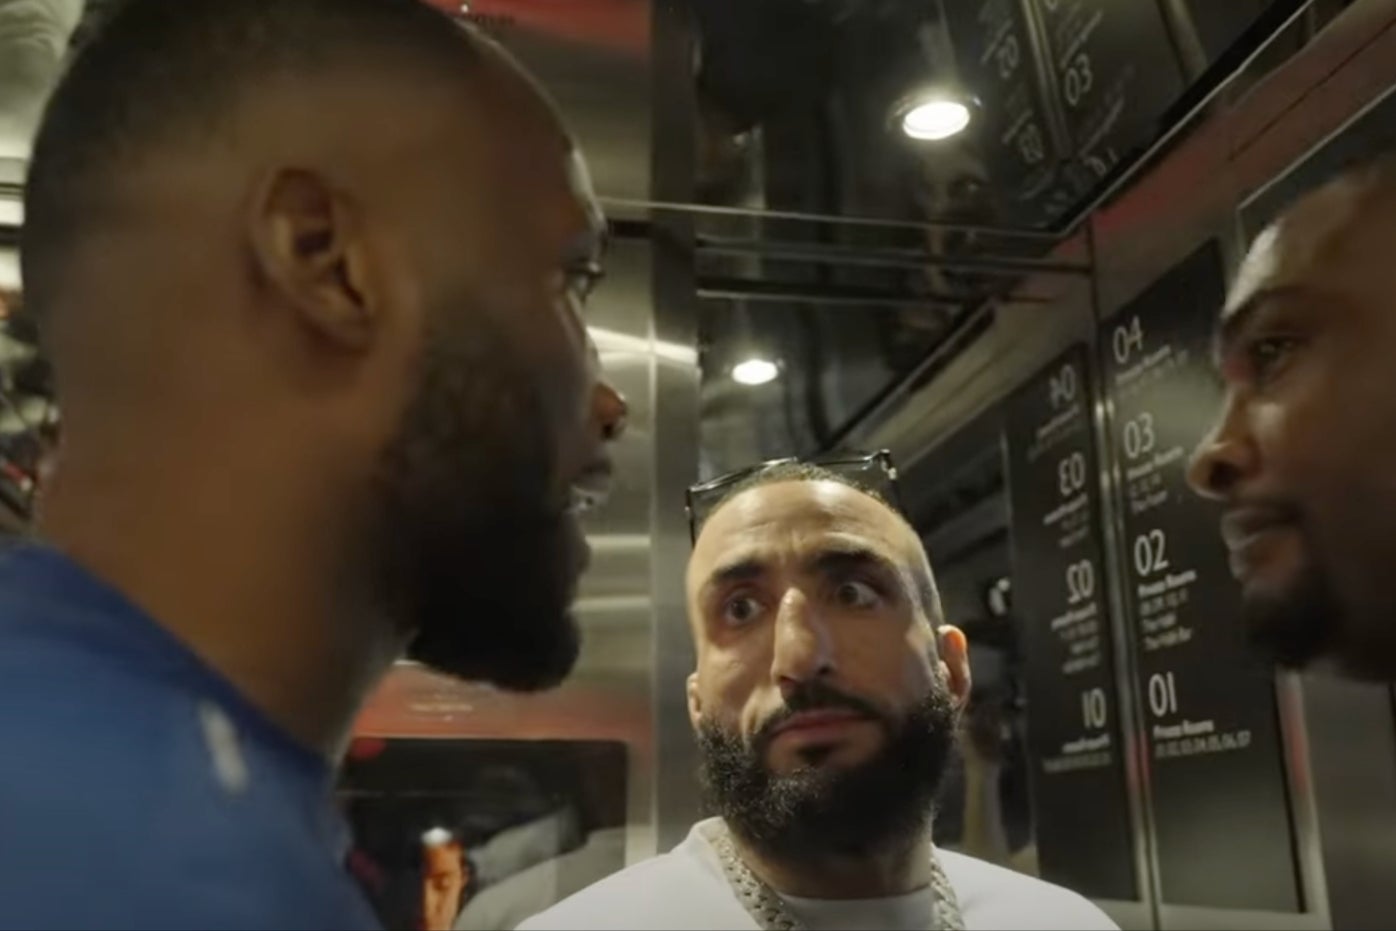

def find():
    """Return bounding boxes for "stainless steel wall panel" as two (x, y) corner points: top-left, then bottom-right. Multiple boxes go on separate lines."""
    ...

(649, 0), (704, 855)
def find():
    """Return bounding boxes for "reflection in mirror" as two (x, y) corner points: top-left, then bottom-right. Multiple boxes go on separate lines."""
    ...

(908, 446), (1038, 877)
(341, 738), (628, 931)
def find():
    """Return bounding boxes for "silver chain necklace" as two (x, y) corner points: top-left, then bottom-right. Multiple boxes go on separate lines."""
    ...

(702, 821), (965, 931)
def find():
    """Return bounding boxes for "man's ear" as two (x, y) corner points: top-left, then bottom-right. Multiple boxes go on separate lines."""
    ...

(687, 672), (703, 731)
(936, 625), (972, 711)
(246, 167), (378, 351)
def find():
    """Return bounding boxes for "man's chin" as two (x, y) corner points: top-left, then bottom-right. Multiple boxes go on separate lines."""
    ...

(407, 610), (581, 693)
(1238, 570), (1335, 672)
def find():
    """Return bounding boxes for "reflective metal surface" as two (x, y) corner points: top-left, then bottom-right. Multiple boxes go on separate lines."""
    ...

(649, 0), (704, 854)
(845, 3), (1396, 929)
(687, 0), (1332, 478)
(1089, 267), (1158, 931)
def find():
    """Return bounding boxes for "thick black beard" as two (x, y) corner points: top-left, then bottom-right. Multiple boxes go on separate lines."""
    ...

(369, 311), (580, 692)
(697, 682), (958, 864)
(1240, 558), (1341, 673)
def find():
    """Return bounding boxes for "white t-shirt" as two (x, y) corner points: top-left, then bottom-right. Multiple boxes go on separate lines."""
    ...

(519, 818), (1117, 931)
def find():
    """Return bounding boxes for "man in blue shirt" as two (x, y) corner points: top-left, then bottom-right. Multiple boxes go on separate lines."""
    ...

(0, 1), (625, 928)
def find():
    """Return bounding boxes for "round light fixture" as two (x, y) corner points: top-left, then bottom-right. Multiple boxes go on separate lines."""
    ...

(732, 358), (779, 386)
(900, 98), (971, 141)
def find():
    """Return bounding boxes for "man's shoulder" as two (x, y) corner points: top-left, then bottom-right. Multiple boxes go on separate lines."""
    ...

(519, 828), (745, 931)
(939, 849), (1118, 931)
(0, 646), (374, 928)
(0, 750), (375, 931)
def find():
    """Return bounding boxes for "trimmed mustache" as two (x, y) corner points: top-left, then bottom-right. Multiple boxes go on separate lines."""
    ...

(752, 680), (888, 756)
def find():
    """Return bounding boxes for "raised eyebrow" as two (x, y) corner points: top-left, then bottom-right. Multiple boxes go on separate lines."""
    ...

(805, 546), (896, 576)
(1214, 284), (1312, 366)
(702, 558), (766, 598)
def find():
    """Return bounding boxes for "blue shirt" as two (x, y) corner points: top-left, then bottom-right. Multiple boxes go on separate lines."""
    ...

(0, 543), (381, 931)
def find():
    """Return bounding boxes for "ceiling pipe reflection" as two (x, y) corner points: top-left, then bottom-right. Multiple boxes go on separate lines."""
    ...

(589, 325), (697, 366)
(597, 197), (1061, 241)
(586, 534), (651, 552)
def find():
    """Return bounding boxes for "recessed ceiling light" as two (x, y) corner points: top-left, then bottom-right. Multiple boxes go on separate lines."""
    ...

(732, 358), (779, 386)
(900, 98), (971, 141)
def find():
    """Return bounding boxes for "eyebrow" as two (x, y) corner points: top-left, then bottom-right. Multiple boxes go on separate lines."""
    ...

(701, 545), (901, 599)
(807, 546), (898, 579)
(702, 558), (766, 600)
(1213, 285), (1309, 366)
(1214, 300), (1257, 367)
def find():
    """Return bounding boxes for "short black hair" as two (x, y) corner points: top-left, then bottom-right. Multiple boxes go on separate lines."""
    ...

(22, 0), (481, 321)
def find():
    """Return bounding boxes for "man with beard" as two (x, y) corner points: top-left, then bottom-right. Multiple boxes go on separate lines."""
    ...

(0, 1), (625, 927)
(1188, 154), (1396, 680)
(522, 464), (1114, 930)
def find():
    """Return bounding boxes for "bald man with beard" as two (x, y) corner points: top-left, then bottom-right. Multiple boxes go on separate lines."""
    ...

(524, 464), (1114, 930)
(0, 1), (626, 927)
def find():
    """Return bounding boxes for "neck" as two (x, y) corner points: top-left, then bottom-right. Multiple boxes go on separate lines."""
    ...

(37, 449), (404, 761)
(727, 821), (934, 900)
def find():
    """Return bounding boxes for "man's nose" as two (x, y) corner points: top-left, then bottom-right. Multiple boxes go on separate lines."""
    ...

(771, 589), (835, 699)
(594, 378), (628, 443)
(1186, 400), (1256, 501)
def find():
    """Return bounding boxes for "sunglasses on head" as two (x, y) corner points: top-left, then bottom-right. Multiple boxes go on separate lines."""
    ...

(685, 450), (902, 544)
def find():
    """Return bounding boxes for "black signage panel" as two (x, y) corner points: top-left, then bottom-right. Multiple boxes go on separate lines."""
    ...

(1030, 0), (1186, 185)
(1101, 242), (1300, 911)
(941, 0), (1077, 227)
(1004, 345), (1136, 901)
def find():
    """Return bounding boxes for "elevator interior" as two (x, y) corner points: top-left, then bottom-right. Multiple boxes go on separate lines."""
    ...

(3, 1), (1396, 929)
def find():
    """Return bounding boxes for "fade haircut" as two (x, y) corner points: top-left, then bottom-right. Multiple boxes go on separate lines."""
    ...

(704, 461), (943, 625)
(22, 0), (483, 324)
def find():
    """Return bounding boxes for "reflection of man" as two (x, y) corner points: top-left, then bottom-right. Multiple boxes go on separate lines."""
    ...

(1188, 155), (1396, 680)
(957, 697), (1038, 877)
(454, 755), (629, 931)
(0, 1), (625, 927)
(523, 464), (1114, 929)
(422, 830), (472, 931)
(455, 823), (626, 931)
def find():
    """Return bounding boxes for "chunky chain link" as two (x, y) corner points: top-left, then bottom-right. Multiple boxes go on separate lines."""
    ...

(703, 821), (965, 931)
